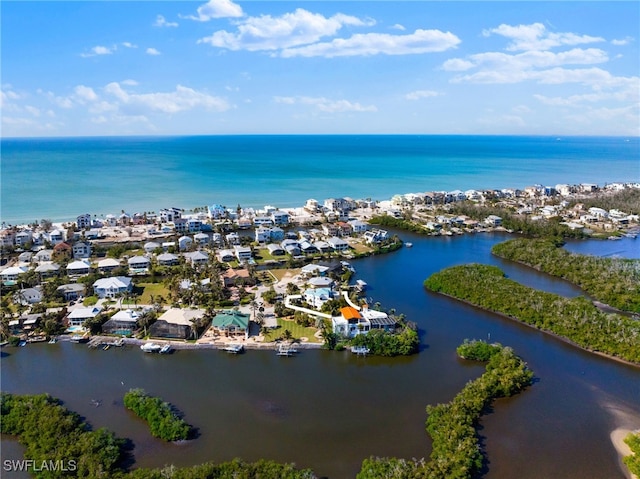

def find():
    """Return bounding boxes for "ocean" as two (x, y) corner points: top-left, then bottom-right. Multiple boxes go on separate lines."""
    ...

(1, 135), (638, 225)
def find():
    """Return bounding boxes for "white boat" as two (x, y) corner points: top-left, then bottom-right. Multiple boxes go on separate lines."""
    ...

(159, 344), (173, 354)
(48, 337), (57, 344)
(351, 346), (370, 356)
(70, 334), (89, 343)
(223, 344), (244, 354)
(276, 343), (297, 356)
(140, 342), (162, 353)
(404, 242), (413, 248)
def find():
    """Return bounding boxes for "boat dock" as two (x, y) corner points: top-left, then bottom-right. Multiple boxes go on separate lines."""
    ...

(88, 337), (124, 349)
(223, 344), (244, 354)
(351, 346), (371, 356)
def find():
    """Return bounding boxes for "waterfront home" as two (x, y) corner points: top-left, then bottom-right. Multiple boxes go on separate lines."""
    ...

(218, 249), (235, 262)
(255, 227), (272, 243)
(266, 243), (285, 256)
(313, 241), (332, 253)
(160, 207), (182, 223)
(348, 220), (369, 234)
(588, 207), (609, 218)
(128, 256), (150, 274)
(97, 258), (121, 274)
(67, 306), (102, 328)
(173, 218), (188, 233)
(187, 218), (203, 233)
(18, 251), (33, 264)
(14, 286), (43, 306)
(327, 237), (349, 252)
(226, 232), (240, 246)
(77, 213), (91, 229)
(332, 306), (370, 338)
(57, 283), (85, 302)
(209, 310), (249, 340)
(300, 264), (329, 277)
(363, 229), (388, 244)
(0, 229), (16, 247)
(208, 204), (227, 220)
(161, 241), (176, 251)
(299, 240), (318, 254)
(184, 250), (209, 266)
(102, 309), (139, 335)
(35, 262), (60, 279)
(66, 260), (91, 277)
(150, 308), (205, 340)
(360, 307), (397, 332)
(254, 216), (274, 227)
(144, 241), (161, 254)
(211, 232), (222, 245)
(271, 211), (290, 226)
(484, 215), (503, 227)
(93, 276), (133, 299)
(72, 241), (92, 259)
(157, 253), (180, 267)
(234, 245), (252, 262)
(322, 224), (341, 237)
(307, 276), (335, 289)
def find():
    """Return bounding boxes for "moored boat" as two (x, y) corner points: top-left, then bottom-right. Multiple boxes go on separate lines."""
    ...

(140, 342), (162, 353)
(159, 344), (173, 354)
(223, 344), (244, 354)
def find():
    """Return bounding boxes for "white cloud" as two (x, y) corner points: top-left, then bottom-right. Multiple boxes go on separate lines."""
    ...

(391, 24), (406, 31)
(121, 79), (139, 86)
(154, 14), (178, 28)
(199, 8), (373, 51)
(280, 29), (460, 58)
(482, 22), (604, 51)
(73, 85), (98, 102)
(81, 45), (115, 57)
(184, 0), (243, 21)
(24, 105), (41, 117)
(405, 90), (441, 100)
(104, 82), (230, 114)
(274, 95), (377, 113)
(146, 48), (161, 56)
(611, 36), (634, 46)
(121, 42), (137, 49)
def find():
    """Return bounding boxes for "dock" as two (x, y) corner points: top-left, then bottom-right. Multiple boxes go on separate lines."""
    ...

(88, 337), (124, 349)
(351, 346), (370, 356)
(276, 343), (298, 356)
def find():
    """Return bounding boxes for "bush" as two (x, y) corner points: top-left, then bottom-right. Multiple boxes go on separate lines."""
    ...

(123, 389), (192, 442)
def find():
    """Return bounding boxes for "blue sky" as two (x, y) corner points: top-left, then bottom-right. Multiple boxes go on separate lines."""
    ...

(2, 1), (638, 137)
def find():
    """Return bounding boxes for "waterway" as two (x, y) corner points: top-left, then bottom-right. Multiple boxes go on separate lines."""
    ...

(2, 233), (639, 478)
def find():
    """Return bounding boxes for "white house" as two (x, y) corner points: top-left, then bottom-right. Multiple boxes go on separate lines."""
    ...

(485, 215), (503, 227)
(93, 276), (133, 299)
(144, 241), (161, 253)
(348, 220), (368, 234)
(77, 214), (92, 229)
(15, 230), (33, 247)
(66, 260), (91, 276)
(97, 258), (121, 273)
(178, 236), (193, 251)
(35, 262), (60, 279)
(327, 237), (349, 252)
(234, 245), (252, 262)
(34, 249), (53, 262)
(128, 256), (150, 273)
(157, 253), (180, 267)
(194, 233), (210, 246)
(271, 211), (290, 226)
(218, 249), (235, 262)
(57, 283), (85, 301)
(14, 287), (43, 305)
(184, 250), (209, 266)
(304, 287), (333, 309)
(67, 306), (102, 328)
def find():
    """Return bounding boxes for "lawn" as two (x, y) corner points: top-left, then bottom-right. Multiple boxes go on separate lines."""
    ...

(135, 283), (170, 305)
(263, 317), (322, 343)
(268, 268), (301, 281)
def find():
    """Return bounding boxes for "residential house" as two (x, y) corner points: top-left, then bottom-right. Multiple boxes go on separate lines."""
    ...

(363, 229), (388, 244)
(266, 244), (285, 256)
(47, 229), (65, 245)
(327, 237), (349, 252)
(253, 216), (274, 227)
(332, 306), (370, 338)
(226, 232), (241, 246)
(307, 276), (334, 289)
(102, 309), (139, 336)
(57, 283), (85, 302)
(72, 241), (92, 259)
(218, 249), (235, 262)
(18, 251), (33, 264)
(304, 287), (333, 309)
(313, 241), (332, 253)
(174, 218), (188, 234)
(66, 260), (91, 276)
(208, 204), (227, 220)
(14, 286), (43, 306)
(150, 308), (205, 340)
(67, 306), (102, 329)
(128, 256), (150, 274)
(209, 310), (249, 340)
(299, 240), (318, 254)
(348, 220), (368, 235)
(178, 235), (193, 251)
(187, 218), (203, 233)
(0, 229), (16, 247)
(77, 214), (91, 229)
(144, 241), (161, 254)
(271, 211), (290, 226)
(484, 215), (503, 227)
(184, 250), (209, 266)
(194, 232), (210, 246)
(34, 249), (53, 263)
(35, 262), (60, 279)
(300, 264), (330, 277)
(234, 245), (252, 262)
(52, 242), (72, 260)
(15, 230), (33, 247)
(97, 258), (121, 274)
(221, 268), (251, 287)
(157, 253), (180, 267)
(160, 207), (182, 223)
(360, 307), (397, 332)
(93, 276), (133, 298)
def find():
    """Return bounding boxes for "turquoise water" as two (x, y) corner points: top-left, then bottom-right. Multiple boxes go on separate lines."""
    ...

(1, 135), (638, 225)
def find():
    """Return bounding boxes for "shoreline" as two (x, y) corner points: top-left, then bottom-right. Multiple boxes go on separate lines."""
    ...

(611, 428), (639, 479)
(426, 290), (640, 368)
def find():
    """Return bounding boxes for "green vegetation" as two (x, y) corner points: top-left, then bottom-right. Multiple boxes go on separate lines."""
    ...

(0, 392), (126, 477)
(123, 389), (192, 442)
(125, 460), (316, 479)
(368, 215), (428, 234)
(350, 327), (419, 356)
(357, 341), (533, 479)
(492, 238), (640, 313)
(571, 188), (640, 215)
(624, 431), (640, 477)
(262, 318), (321, 343)
(456, 339), (502, 361)
(424, 264), (640, 364)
